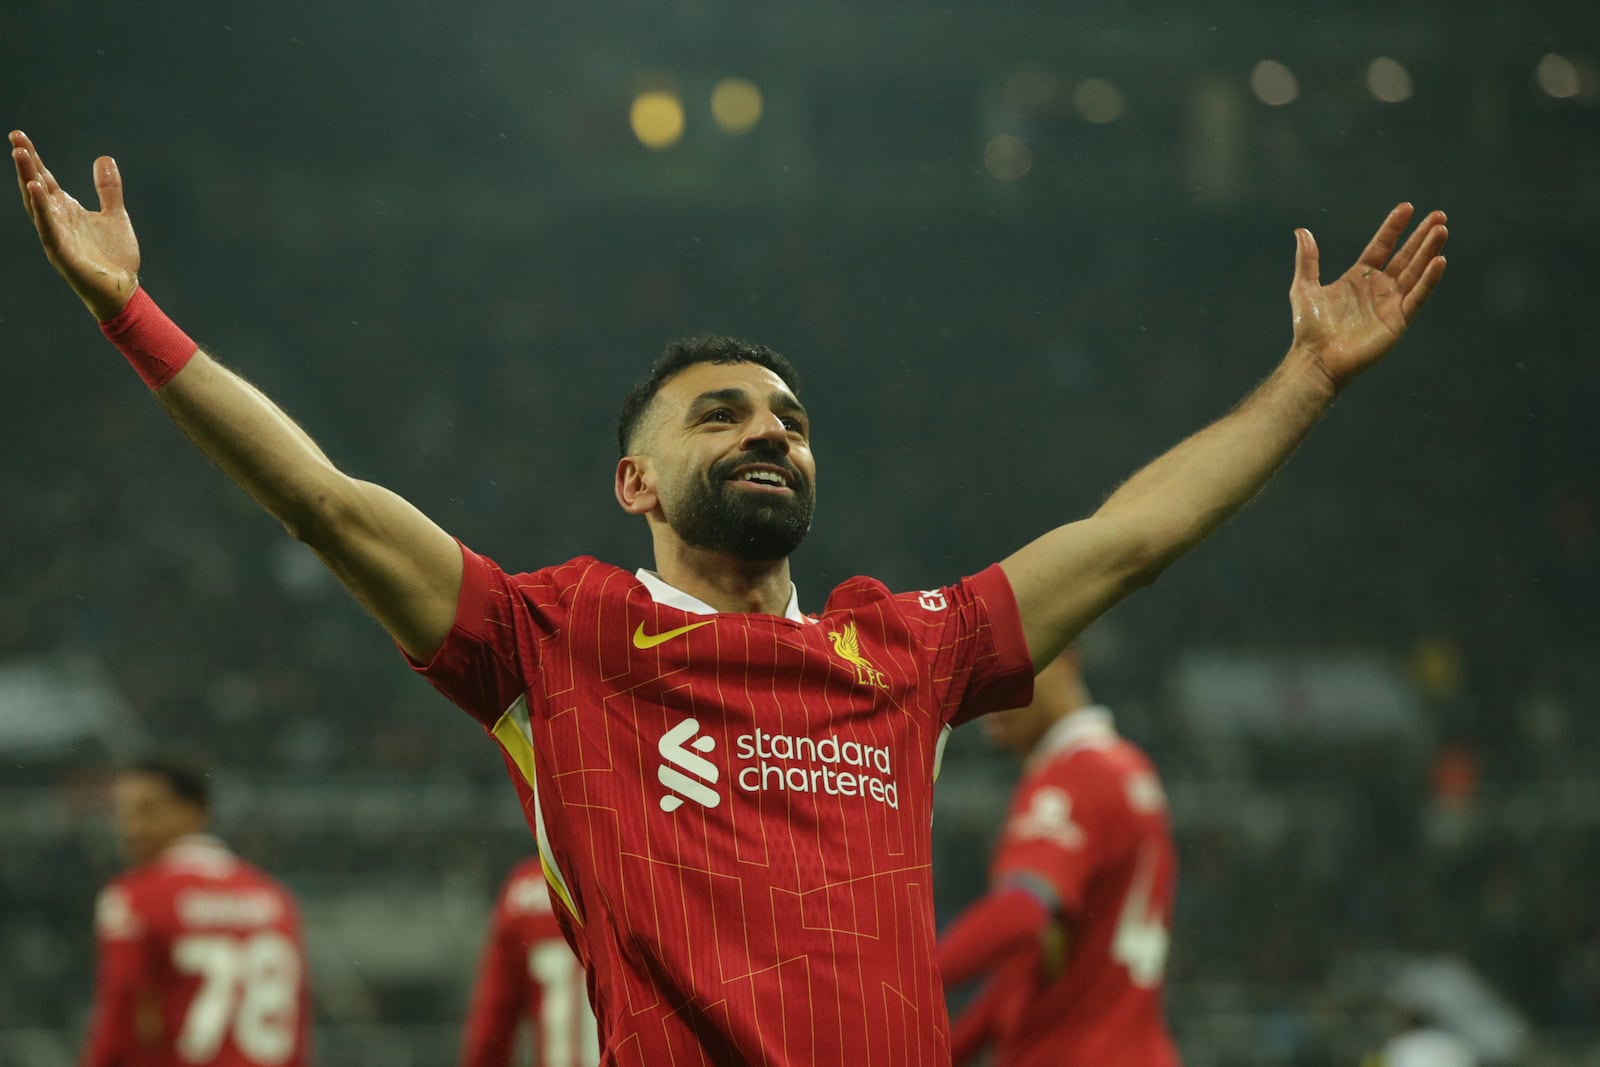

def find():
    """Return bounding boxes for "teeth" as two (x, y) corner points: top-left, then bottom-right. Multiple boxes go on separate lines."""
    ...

(739, 471), (786, 486)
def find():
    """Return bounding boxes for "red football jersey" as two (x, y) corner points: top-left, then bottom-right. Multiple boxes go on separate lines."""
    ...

(986, 708), (1180, 1067)
(462, 858), (598, 1067)
(82, 836), (310, 1067)
(411, 549), (1033, 1066)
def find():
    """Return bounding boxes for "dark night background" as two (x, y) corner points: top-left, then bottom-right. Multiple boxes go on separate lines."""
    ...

(2, 1), (1596, 1063)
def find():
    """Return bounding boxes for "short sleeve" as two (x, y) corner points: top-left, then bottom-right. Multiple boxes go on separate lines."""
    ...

(990, 755), (1124, 918)
(406, 543), (569, 727)
(898, 564), (1034, 726)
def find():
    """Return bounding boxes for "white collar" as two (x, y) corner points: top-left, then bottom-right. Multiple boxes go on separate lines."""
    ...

(163, 834), (229, 856)
(1028, 705), (1117, 769)
(155, 834), (234, 870)
(634, 568), (811, 624)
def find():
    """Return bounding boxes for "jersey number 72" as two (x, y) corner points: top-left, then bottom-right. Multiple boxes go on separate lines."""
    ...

(172, 932), (299, 1064)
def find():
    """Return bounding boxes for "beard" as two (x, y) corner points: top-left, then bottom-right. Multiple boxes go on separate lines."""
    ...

(665, 449), (815, 561)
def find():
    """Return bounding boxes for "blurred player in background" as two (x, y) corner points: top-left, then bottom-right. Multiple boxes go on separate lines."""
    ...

(14, 129), (1446, 1066)
(83, 759), (310, 1067)
(939, 649), (1180, 1067)
(1367, 1009), (1479, 1067)
(462, 858), (598, 1067)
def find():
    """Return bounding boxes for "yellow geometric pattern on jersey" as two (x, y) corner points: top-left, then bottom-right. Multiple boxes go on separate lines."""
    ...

(493, 697), (582, 925)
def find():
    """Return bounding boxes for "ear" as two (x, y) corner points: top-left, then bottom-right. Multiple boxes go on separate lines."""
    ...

(615, 455), (659, 515)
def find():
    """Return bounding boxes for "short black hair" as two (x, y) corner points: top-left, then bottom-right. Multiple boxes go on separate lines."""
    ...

(121, 757), (212, 810)
(617, 335), (802, 456)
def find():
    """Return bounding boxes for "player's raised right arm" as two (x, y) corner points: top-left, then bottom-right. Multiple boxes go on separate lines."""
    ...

(12, 131), (461, 662)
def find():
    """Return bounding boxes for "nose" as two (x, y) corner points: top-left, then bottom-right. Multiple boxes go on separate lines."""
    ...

(740, 408), (790, 454)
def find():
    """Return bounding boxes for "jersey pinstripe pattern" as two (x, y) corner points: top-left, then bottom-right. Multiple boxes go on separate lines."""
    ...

(412, 548), (1033, 1067)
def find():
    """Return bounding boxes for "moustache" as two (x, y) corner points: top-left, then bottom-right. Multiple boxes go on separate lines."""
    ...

(707, 449), (809, 494)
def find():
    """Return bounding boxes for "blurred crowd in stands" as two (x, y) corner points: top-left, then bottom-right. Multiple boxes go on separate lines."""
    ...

(4, 196), (1595, 1063)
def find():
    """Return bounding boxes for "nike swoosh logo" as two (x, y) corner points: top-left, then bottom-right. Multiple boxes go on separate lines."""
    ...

(633, 619), (714, 650)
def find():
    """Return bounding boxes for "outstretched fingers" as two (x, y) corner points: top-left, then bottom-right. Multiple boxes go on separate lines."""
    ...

(1401, 255), (1447, 321)
(11, 133), (41, 218)
(27, 179), (71, 261)
(1396, 223), (1448, 292)
(14, 132), (62, 197)
(1386, 209), (1447, 279)
(10, 131), (72, 238)
(1354, 202), (1414, 272)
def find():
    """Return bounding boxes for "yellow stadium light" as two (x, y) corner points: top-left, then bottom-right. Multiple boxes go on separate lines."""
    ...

(1536, 53), (1580, 99)
(711, 78), (764, 135)
(983, 134), (1033, 182)
(1367, 57), (1413, 103)
(1250, 60), (1299, 106)
(1073, 78), (1126, 124)
(631, 90), (686, 150)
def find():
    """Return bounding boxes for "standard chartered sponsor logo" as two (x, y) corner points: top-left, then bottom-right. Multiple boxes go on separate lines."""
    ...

(657, 722), (901, 812)
(735, 728), (899, 809)
(658, 718), (721, 812)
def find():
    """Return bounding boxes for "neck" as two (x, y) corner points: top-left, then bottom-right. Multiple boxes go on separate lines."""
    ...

(649, 539), (794, 615)
(1020, 702), (1090, 756)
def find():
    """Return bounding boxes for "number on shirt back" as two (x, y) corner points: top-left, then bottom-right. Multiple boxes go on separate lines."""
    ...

(173, 932), (299, 1064)
(1110, 844), (1169, 988)
(530, 941), (600, 1067)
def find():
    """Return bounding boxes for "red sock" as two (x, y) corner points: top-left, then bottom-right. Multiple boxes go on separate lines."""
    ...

(98, 288), (199, 389)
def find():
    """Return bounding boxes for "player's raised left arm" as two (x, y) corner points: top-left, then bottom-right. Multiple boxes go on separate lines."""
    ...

(11, 131), (463, 663)
(1001, 203), (1448, 666)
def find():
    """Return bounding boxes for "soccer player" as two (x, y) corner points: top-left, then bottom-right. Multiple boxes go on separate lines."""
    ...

(462, 858), (599, 1067)
(83, 759), (310, 1067)
(12, 130), (1446, 1065)
(938, 649), (1179, 1067)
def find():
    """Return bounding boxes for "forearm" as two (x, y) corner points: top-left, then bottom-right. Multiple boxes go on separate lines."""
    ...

(155, 351), (354, 542)
(99, 291), (462, 658)
(938, 886), (1051, 988)
(1098, 348), (1334, 578)
(19, 139), (469, 657)
(1002, 348), (1338, 663)
(151, 348), (462, 659)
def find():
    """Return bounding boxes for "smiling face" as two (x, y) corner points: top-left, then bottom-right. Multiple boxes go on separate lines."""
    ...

(619, 360), (817, 561)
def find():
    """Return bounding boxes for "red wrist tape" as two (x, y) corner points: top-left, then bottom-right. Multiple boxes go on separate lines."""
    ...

(98, 288), (199, 390)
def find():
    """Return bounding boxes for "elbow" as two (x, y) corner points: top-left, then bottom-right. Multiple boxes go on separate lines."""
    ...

(1115, 512), (1216, 591)
(1124, 553), (1174, 592)
(1117, 536), (1178, 592)
(280, 479), (359, 550)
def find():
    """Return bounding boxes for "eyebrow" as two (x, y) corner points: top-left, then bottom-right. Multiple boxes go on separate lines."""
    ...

(686, 387), (809, 422)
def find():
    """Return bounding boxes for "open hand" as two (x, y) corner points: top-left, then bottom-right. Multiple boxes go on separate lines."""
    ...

(1289, 202), (1448, 391)
(11, 130), (140, 321)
